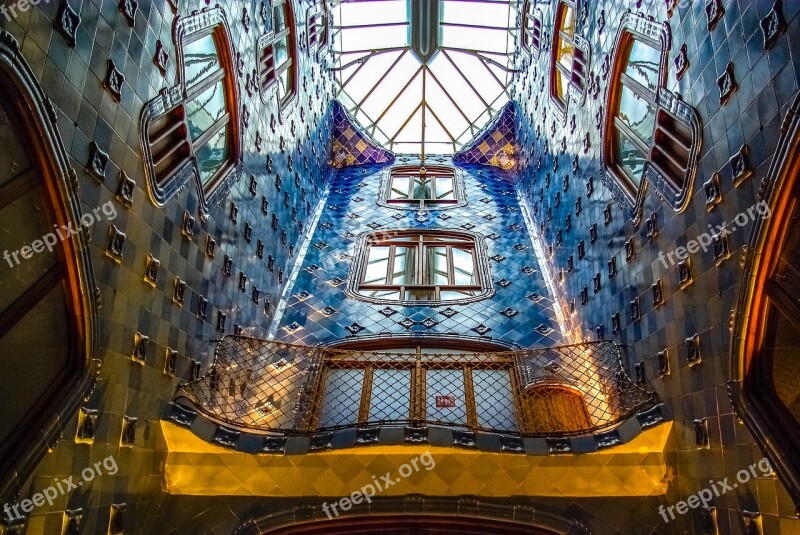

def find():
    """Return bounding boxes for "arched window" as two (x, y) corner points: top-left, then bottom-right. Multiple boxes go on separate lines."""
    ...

(731, 93), (800, 511)
(601, 11), (700, 221)
(142, 8), (242, 213)
(0, 30), (96, 491)
(549, 0), (589, 113)
(259, 0), (297, 108)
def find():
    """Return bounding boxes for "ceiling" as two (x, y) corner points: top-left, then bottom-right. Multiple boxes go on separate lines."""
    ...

(331, 0), (517, 157)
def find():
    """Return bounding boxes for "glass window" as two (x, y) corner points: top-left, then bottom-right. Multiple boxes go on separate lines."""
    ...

(384, 166), (460, 209)
(551, 1), (577, 108)
(355, 231), (488, 304)
(180, 25), (237, 195)
(266, 0), (296, 108)
(608, 33), (661, 197)
(0, 93), (84, 459)
(308, 1), (328, 50)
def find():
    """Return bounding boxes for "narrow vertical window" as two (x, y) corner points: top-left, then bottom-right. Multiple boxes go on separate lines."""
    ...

(307, 0), (328, 52)
(601, 12), (701, 219)
(261, 0), (297, 108)
(142, 8), (241, 210)
(551, 0), (578, 109)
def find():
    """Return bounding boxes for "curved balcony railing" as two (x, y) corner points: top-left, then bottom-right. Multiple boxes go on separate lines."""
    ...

(173, 336), (656, 437)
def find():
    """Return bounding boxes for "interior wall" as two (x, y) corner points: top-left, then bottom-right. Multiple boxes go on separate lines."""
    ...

(0, 0), (334, 532)
(514, 0), (800, 533)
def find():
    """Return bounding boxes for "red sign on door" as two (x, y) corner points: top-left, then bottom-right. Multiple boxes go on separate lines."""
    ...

(435, 395), (456, 408)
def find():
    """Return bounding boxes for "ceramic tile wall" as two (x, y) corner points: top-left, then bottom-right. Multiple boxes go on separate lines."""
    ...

(0, 0), (335, 532)
(274, 154), (564, 349)
(514, 0), (800, 532)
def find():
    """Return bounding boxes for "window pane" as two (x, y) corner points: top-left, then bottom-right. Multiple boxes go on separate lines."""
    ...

(452, 247), (475, 285)
(554, 67), (570, 102)
(426, 246), (449, 285)
(426, 369), (467, 425)
(391, 246), (416, 285)
(625, 38), (661, 94)
(555, 37), (574, 70)
(411, 178), (433, 200)
(0, 188), (59, 314)
(440, 289), (480, 299)
(405, 288), (437, 300)
(390, 175), (411, 199)
(560, 3), (576, 37)
(318, 369), (364, 427)
(369, 369), (411, 421)
(617, 84), (656, 146)
(195, 126), (229, 187)
(363, 290), (401, 300)
(273, 3), (288, 33)
(184, 34), (221, 90)
(0, 104), (29, 187)
(473, 369), (517, 431)
(277, 66), (292, 102)
(274, 36), (289, 68)
(0, 285), (70, 446)
(364, 246), (391, 284)
(433, 176), (455, 200)
(186, 81), (227, 141)
(615, 129), (646, 188)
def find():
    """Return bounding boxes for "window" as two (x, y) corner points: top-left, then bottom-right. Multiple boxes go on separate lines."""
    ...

(142, 8), (241, 211)
(380, 166), (465, 210)
(0, 37), (96, 488)
(550, 0), (587, 110)
(307, 0), (328, 52)
(316, 344), (518, 432)
(601, 12), (700, 219)
(259, 0), (296, 107)
(183, 31), (235, 190)
(348, 231), (493, 305)
(522, 1), (542, 55)
(731, 103), (800, 512)
(608, 35), (661, 194)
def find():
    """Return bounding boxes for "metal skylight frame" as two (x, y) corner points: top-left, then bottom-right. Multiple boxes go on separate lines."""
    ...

(330, 0), (520, 157)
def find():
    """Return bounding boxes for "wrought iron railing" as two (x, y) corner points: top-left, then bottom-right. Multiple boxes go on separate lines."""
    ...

(174, 336), (656, 437)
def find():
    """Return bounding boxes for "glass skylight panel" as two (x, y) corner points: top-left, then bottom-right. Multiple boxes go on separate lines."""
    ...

(333, 0), (515, 155)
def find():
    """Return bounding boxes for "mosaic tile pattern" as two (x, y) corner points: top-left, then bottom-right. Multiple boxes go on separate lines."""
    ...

(453, 100), (518, 170)
(275, 155), (564, 349)
(330, 99), (395, 168)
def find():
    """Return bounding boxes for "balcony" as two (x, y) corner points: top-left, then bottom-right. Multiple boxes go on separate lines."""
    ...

(172, 336), (656, 439)
(161, 337), (671, 498)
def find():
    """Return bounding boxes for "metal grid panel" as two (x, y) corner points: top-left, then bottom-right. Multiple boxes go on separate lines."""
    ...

(175, 336), (655, 437)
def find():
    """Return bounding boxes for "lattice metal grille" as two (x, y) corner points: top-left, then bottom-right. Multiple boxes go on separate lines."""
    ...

(175, 337), (655, 437)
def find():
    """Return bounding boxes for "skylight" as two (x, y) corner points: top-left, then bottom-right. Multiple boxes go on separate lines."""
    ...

(332, 0), (517, 156)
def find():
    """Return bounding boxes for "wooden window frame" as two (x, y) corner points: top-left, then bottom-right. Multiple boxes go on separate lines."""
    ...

(379, 165), (466, 210)
(311, 345), (518, 432)
(307, 0), (328, 53)
(550, 0), (577, 110)
(141, 8), (242, 217)
(346, 230), (493, 306)
(731, 103), (800, 514)
(600, 11), (701, 224)
(260, 0), (298, 110)
(522, 1), (542, 55)
(0, 32), (99, 499)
